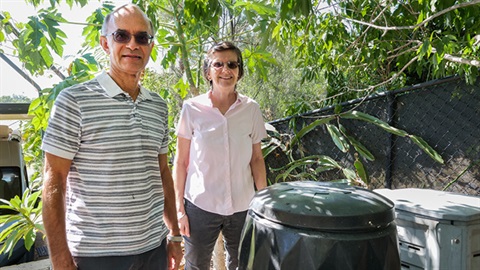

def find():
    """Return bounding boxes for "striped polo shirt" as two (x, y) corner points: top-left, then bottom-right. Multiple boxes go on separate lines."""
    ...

(41, 72), (169, 257)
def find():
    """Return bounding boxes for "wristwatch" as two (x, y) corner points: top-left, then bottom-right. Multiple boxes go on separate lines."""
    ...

(167, 235), (183, 243)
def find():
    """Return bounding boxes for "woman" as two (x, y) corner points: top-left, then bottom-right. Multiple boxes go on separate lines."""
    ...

(173, 41), (267, 270)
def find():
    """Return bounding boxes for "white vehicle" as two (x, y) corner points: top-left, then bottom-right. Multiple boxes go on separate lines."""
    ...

(0, 124), (35, 266)
(0, 125), (28, 200)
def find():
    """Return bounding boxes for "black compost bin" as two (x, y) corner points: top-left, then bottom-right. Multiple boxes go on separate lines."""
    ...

(238, 181), (400, 270)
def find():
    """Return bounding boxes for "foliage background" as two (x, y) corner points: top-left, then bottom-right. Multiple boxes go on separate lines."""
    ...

(0, 0), (479, 260)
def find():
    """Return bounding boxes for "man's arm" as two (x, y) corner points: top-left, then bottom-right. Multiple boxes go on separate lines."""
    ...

(42, 152), (77, 270)
(159, 153), (183, 270)
(250, 142), (267, 190)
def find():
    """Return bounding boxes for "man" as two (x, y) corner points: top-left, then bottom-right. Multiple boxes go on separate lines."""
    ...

(41, 4), (182, 270)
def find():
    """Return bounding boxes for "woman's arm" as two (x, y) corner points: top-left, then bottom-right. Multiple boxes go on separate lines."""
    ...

(172, 136), (191, 236)
(250, 142), (267, 190)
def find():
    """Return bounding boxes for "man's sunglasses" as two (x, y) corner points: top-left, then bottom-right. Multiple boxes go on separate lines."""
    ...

(106, 30), (154, 45)
(211, 61), (240, 70)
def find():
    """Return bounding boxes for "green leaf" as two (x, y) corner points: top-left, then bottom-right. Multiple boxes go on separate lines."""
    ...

(314, 166), (336, 174)
(354, 158), (369, 186)
(342, 168), (357, 182)
(278, 0), (312, 19)
(314, 155), (342, 169)
(326, 123), (349, 153)
(8, 196), (22, 209)
(0, 213), (23, 224)
(416, 10), (424, 25)
(361, 7), (367, 17)
(262, 143), (279, 158)
(347, 135), (375, 161)
(43, 15), (66, 56)
(0, 222), (21, 243)
(24, 228), (36, 250)
(70, 56), (98, 76)
(27, 190), (42, 208)
(341, 111), (408, 137)
(26, 16), (46, 48)
(234, 1), (276, 16)
(34, 223), (45, 233)
(151, 45), (158, 62)
(82, 7), (106, 48)
(273, 155), (341, 181)
(409, 135), (444, 164)
(291, 116), (335, 147)
(5, 225), (26, 257)
(0, 187), (45, 256)
(272, 21), (281, 39)
(339, 124), (375, 161)
(334, 104), (342, 114)
(174, 78), (189, 99)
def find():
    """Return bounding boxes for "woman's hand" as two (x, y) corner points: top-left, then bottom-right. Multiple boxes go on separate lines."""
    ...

(178, 213), (190, 237)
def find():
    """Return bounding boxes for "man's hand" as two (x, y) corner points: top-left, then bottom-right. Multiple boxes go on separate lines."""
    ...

(167, 241), (184, 270)
(49, 252), (77, 270)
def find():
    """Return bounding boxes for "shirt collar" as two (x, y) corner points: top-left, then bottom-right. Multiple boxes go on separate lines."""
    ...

(205, 90), (246, 107)
(96, 71), (152, 100)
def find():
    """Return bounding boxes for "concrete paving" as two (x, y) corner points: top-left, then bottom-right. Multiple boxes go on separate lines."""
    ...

(2, 259), (51, 270)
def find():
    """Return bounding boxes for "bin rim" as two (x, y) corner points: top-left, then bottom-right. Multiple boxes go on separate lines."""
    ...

(249, 181), (395, 231)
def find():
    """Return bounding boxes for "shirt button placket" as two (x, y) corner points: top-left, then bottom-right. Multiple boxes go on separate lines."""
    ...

(224, 118), (233, 211)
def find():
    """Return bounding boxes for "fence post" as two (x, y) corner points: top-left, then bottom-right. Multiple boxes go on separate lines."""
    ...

(385, 91), (397, 189)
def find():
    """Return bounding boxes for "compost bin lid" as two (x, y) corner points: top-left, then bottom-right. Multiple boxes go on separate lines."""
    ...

(249, 181), (395, 231)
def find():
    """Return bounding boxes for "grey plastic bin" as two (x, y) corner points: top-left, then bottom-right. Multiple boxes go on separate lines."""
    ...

(238, 181), (400, 270)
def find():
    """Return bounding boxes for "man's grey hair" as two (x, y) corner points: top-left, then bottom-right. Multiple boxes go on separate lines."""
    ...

(101, 4), (154, 36)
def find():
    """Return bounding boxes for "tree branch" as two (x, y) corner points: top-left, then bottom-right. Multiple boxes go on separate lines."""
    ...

(342, 0), (480, 31)
(343, 4), (390, 58)
(431, 48), (480, 67)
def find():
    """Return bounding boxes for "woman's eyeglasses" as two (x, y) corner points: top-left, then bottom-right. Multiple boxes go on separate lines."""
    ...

(211, 61), (240, 70)
(106, 30), (154, 45)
